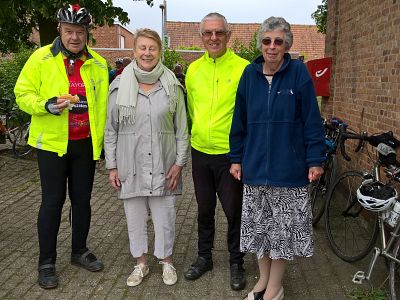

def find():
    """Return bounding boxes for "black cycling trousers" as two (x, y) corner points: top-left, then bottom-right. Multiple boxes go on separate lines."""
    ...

(191, 147), (244, 265)
(36, 138), (96, 265)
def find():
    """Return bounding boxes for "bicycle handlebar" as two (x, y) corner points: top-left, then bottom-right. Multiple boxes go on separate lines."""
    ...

(338, 127), (400, 166)
(338, 128), (366, 161)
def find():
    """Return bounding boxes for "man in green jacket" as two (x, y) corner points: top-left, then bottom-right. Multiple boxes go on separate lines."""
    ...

(14, 3), (108, 289)
(184, 12), (249, 290)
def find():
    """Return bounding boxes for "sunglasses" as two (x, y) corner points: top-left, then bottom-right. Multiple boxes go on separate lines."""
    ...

(201, 30), (228, 38)
(262, 38), (284, 46)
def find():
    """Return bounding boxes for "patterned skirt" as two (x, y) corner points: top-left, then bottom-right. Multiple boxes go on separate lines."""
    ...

(240, 184), (313, 260)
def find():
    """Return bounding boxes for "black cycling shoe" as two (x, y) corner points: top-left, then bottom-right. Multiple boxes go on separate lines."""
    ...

(71, 250), (104, 272)
(184, 256), (213, 280)
(230, 263), (246, 290)
(38, 264), (58, 289)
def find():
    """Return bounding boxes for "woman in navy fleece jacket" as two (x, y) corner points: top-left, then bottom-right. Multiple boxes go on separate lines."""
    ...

(229, 17), (325, 300)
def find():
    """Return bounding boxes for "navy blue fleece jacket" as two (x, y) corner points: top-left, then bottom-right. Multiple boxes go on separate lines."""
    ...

(229, 54), (325, 187)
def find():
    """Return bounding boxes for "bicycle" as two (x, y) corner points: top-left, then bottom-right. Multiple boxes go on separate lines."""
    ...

(0, 98), (33, 158)
(324, 129), (400, 299)
(310, 117), (346, 226)
(0, 98), (21, 144)
(13, 121), (32, 158)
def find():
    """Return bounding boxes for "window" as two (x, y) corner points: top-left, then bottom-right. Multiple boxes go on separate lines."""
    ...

(120, 35), (125, 49)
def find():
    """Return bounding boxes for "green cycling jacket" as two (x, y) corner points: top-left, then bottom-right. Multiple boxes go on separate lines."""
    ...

(14, 41), (109, 159)
(186, 49), (249, 154)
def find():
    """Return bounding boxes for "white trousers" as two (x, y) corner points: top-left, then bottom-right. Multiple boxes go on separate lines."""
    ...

(123, 195), (176, 259)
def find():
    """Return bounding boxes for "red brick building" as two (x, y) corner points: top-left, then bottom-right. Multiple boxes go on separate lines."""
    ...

(29, 23), (135, 68)
(323, 0), (400, 171)
(166, 21), (325, 63)
(90, 23), (134, 67)
(29, 21), (324, 68)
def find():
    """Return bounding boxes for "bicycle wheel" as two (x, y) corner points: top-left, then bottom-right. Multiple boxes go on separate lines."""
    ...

(390, 238), (400, 300)
(6, 126), (19, 144)
(311, 154), (337, 226)
(325, 170), (379, 262)
(13, 123), (32, 158)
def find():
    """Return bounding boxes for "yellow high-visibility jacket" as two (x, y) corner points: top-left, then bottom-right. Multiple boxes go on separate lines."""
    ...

(186, 49), (249, 154)
(14, 40), (108, 159)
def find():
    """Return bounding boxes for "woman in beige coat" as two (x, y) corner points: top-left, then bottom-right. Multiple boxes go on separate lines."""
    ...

(104, 28), (188, 287)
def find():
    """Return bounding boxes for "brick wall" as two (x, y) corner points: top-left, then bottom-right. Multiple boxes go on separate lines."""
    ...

(323, 0), (400, 172)
(90, 24), (134, 67)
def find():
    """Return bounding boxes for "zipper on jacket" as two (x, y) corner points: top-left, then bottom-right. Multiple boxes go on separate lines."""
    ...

(266, 81), (272, 180)
(209, 59), (217, 146)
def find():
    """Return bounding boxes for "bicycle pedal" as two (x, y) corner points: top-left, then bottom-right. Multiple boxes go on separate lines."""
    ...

(352, 271), (365, 284)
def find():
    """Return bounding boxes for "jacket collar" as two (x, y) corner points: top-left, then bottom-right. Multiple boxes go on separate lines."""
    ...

(203, 48), (233, 63)
(253, 52), (291, 75)
(50, 37), (92, 60)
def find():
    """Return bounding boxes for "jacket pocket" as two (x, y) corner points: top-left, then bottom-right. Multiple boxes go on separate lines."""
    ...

(116, 132), (136, 181)
(159, 130), (176, 174)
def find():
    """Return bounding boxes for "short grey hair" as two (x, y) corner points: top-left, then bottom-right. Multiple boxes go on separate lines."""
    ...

(199, 12), (230, 35)
(257, 17), (293, 51)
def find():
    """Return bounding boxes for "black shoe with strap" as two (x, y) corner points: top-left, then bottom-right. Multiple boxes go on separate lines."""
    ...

(71, 249), (104, 272)
(184, 256), (213, 280)
(38, 264), (58, 289)
(230, 263), (246, 290)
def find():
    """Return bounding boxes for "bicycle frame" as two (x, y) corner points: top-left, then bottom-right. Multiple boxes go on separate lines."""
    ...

(353, 163), (400, 283)
(353, 211), (400, 283)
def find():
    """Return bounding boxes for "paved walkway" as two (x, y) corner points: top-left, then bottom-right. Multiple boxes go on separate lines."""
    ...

(0, 146), (389, 299)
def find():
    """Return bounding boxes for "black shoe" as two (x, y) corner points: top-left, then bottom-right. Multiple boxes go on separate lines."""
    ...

(244, 289), (266, 300)
(71, 250), (104, 272)
(184, 256), (213, 280)
(38, 264), (58, 289)
(230, 264), (246, 290)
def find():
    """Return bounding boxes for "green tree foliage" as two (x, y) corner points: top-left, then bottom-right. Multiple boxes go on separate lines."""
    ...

(0, 0), (154, 53)
(163, 48), (186, 71)
(0, 47), (34, 122)
(312, 0), (328, 34)
(231, 31), (261, 62)
(0, 47), (34, 102)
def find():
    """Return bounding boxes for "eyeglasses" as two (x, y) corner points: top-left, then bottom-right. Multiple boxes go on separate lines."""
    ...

(261, 38), (284, 46)
(201, 30), (228, 38)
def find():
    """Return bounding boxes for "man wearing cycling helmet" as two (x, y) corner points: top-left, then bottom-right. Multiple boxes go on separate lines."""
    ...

(14, 3), (108, 289)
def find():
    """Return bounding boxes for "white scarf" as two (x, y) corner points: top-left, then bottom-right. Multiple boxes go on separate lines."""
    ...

(116, 59), (181, 124)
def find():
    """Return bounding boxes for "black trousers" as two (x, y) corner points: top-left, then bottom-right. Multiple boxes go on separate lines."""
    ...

(191, 147), (244, 265)
(37, 138), (96, 265)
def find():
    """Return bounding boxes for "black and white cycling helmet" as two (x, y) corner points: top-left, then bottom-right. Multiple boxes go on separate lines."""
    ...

(57, 4), (92, 27)
(357, 180), (397, 212)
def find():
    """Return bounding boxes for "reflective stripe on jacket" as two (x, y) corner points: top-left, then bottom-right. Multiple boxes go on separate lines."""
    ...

(14, 42), (108, 159)
(186, 49), (249, 154)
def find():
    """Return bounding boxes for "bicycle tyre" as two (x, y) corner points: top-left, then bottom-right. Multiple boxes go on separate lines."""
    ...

(390, 238), (400, 300)
(325, 170), (379, 262)
(311, 154), (337, 226)
(13, 123), (32, 158)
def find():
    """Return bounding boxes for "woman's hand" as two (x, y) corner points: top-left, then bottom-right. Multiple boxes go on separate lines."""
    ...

(109, 168), (121, 190)
(308, 166), (324, 182)
(230, 163), (242, 181)
(166, 164), (183, 191)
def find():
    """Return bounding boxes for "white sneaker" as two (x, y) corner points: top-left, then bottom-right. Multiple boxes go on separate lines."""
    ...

(159, 261), (177, 285)
(126, 263), (149, 287)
